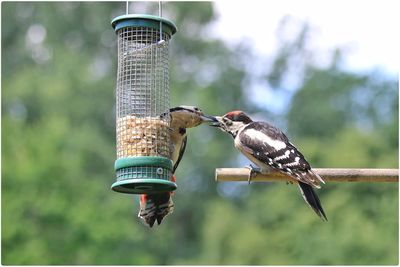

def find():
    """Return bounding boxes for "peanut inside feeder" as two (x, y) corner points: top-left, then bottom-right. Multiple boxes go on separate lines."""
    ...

(116, 116), (170, 158)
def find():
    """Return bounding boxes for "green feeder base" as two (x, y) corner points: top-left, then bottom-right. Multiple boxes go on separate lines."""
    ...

(111, 156), (177, 194)
(111, 179), (177, 194)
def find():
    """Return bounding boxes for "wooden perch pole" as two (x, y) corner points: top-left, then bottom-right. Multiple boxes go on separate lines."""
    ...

(215, 168), (399, 183)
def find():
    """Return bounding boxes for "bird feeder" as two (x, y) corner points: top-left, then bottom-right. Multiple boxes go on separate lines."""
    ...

(111, 14), (177, 194)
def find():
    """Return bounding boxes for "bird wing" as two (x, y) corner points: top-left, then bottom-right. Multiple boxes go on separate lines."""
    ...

(238, 122), (324, 188)
(172, 135), (187, 174)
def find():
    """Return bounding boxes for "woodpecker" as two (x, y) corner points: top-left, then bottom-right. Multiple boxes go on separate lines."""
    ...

(138, 106), (216, 227)
(211, 110), (327, 221)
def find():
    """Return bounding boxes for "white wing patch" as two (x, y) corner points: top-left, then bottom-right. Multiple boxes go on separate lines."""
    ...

(274, 150), (291, 161)
(285, 156), (300, 167)
(244, 128), (287, 150)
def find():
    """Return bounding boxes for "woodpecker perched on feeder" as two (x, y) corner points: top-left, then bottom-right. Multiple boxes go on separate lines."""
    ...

(211, 110), (327, 221)
(138, 106), (216, 227)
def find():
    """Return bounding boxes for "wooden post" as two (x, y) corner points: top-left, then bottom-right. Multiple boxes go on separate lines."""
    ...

(215, 168), (399, 183)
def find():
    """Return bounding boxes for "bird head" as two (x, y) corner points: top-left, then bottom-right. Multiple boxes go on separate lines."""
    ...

(169, 105), (217, 129)
(211, 110), (253, 137)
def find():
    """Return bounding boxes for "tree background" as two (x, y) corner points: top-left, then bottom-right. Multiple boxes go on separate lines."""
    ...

(2, 2), (398, 265)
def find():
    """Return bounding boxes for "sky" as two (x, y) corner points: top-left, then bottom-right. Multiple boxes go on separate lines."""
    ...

(124, 1), (398, 75)
(211, 0), (399, 75)
(207, 0), (399, 114)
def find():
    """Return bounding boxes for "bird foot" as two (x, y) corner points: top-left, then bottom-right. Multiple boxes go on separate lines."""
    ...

(169, 175), (177, 196)
(170, 175), (177, 183)
(286, 180), (294, 186)
(245, 164), (262, 184)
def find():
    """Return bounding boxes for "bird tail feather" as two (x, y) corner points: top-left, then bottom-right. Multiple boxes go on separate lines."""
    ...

(138, 193), (174, 227)
(298, 182), (328, 221)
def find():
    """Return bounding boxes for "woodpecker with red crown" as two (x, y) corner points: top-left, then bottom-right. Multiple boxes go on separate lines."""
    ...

(138, 106), (216, 227)
(211, 110), (327, 221)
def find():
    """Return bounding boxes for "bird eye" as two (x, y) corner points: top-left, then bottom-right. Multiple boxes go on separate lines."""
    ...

(223, 117), (232, 126)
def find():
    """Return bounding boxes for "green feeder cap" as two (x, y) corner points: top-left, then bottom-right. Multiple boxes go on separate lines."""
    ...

(111, 14), (177, 35)
(111, 156), (177, 194)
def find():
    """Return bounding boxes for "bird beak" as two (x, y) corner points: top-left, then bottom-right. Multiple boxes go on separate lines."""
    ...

(209, 116), (222, 127)
(200, 115), (219, 124)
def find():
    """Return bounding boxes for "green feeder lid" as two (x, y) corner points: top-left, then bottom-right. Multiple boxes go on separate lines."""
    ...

(111, 14), (177, 35)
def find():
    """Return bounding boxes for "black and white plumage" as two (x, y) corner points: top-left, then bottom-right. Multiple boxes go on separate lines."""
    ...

(168, 106), (213, 172)
(212, 110), (327, 221)
(138, 106), (216, 227)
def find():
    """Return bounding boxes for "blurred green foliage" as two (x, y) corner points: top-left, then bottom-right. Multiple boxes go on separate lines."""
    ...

(2, 2), (398, 265)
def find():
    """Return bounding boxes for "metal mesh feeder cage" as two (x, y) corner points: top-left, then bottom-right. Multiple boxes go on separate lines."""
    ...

(111, 14), (177, 194)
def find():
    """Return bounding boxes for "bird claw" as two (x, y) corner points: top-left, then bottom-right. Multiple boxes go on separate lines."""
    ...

(245, 164), (261, 184)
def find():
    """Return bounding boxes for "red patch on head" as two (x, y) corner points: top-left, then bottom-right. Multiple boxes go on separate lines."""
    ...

(225, 110), (243, 119)
(224, 110), (252, 123)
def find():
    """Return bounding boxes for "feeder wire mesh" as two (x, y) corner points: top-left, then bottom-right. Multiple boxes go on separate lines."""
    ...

(116, 27), (171, 160)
